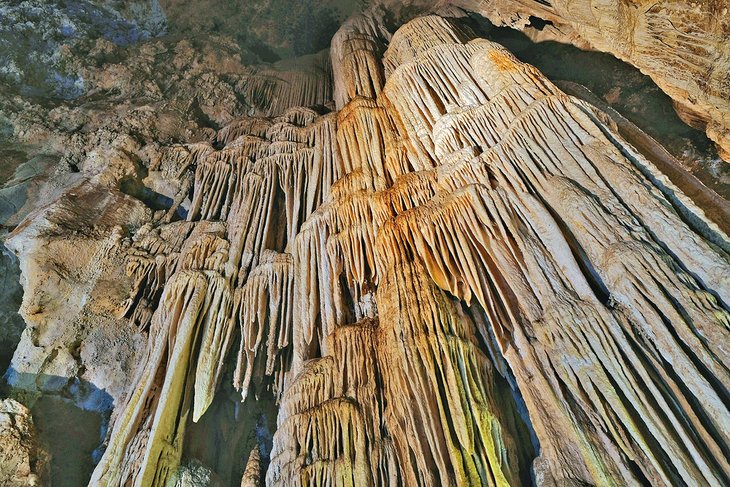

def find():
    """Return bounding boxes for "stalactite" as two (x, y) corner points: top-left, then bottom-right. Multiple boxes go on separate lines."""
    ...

(288, 211), (339, 369)
(120, 221), (226, 329)
(216, 119), (273, 146)
(374, 224), (529, 487)
(224, 157), (282, 285)
(371, 15), (730, 486)
(241, 51), (334, 117)
(272, 112), (343, 244)
(192, 272), (234, 422)
(94, 222), (234, 486)
(233, 250), (294, 402)
(91, 9), (730, 487)
(92, 270), (216, 487)
(331, 13), (391, 109)
(269, 317), (400, 487)
(189, 144), (266, 222)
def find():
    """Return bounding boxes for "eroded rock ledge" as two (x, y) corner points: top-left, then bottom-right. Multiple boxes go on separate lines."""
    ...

(3, 4), (729, 487)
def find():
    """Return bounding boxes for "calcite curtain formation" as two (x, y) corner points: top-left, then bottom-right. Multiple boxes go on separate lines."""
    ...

(447, 0), (730, 161)
(91, 11), (730, 487)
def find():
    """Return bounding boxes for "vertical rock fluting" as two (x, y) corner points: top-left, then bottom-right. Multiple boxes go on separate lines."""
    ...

(89, 9), (730, 487)
(448, 0), (730, 161)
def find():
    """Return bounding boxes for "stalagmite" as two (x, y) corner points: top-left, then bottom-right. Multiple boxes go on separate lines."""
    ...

(240, 448), (262, 487)
(78, 7), (730, 487)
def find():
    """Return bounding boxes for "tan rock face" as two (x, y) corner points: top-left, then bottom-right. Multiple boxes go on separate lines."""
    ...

(5, 179), (150, 402)
(4, 4), (730, 487)
(0, 399), (49, 487)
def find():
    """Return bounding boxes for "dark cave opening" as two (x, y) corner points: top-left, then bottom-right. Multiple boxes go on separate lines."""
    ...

(527, 16), (553, 31)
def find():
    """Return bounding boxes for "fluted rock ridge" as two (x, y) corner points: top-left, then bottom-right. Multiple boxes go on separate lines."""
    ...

(442, 0), (730, 161)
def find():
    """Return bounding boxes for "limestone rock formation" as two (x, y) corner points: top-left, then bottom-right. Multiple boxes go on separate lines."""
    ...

(447, 0), (730, 160)
(0, 17), (335, 417)
(2, 2), (730, 487)
(83, 10), (729, 486)
(0, 399), (49, 487)
(239, 449), (261, 487)
(0, 0), (166, 98)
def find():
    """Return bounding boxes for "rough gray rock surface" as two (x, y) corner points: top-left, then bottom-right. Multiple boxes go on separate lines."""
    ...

(0, 1), (165, 99)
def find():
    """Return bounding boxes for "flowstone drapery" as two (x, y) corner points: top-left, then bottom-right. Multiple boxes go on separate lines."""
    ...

(80, 11), (730, 487)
